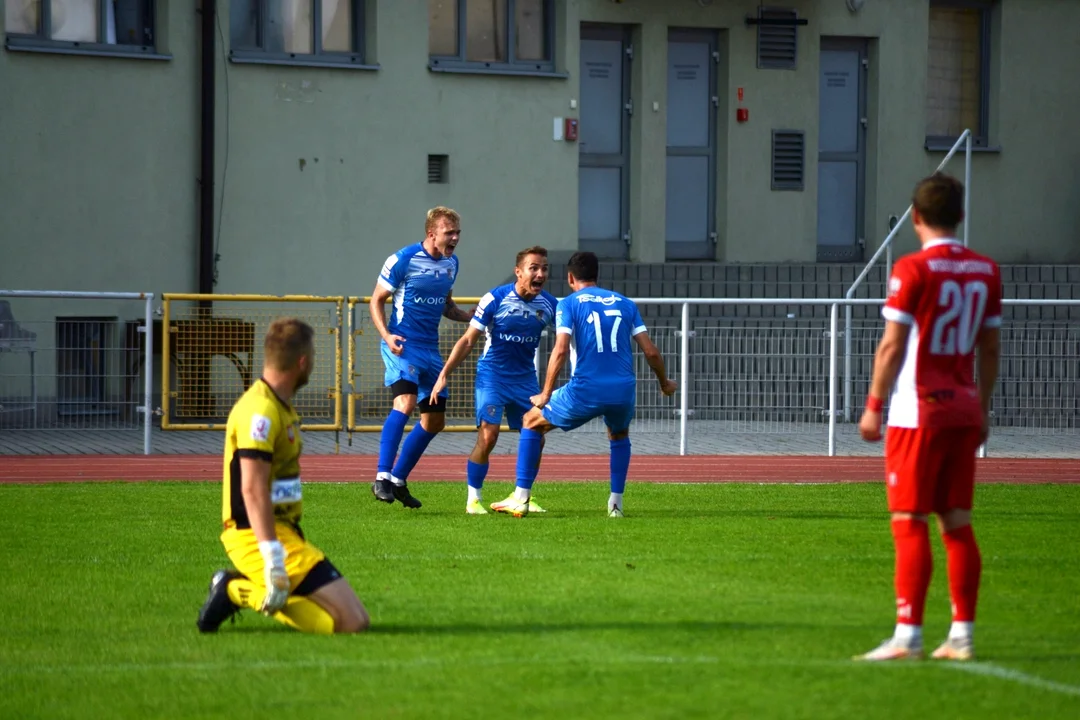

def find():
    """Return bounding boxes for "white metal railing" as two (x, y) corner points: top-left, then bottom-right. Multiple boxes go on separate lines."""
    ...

(0, 290), (155, 455)
(843, 129), (974, 421)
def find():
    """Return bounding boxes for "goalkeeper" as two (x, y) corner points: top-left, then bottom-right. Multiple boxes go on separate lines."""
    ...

(196, 318), (369, 635)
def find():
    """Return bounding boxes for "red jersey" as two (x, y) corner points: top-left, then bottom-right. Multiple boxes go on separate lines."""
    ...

(882, 238), (1002, 429)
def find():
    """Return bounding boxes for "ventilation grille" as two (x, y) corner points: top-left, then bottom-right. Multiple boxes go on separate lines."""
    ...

(771, 130), (804, 191)
(427, 154), (448, 184)
(756, 7), (799, 69)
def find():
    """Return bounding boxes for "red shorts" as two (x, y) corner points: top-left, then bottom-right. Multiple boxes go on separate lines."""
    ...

(884, 425), (982, 514)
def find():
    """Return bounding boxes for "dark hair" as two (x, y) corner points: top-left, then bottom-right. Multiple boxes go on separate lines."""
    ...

(566, 251), (599, 283)
(912, 172), (964, 230)
(515, 246), (548, 267)
(264, 317), (315, 371)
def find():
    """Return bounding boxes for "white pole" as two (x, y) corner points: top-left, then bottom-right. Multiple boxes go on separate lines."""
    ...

(964, 130), (972, 247)
(143, 294), (154, 455)
(843, 305), (852, 422)
(679, 302), (690, 456)
(828, 303), (838, 457)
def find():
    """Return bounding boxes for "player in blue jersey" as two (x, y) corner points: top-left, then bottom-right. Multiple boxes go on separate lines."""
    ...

(431, 247), (558, 516)
(368, 207), (473, 509)
(520, 251), (676, 517)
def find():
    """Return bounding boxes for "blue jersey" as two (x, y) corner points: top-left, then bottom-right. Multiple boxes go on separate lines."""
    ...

(471, 284), (557, 387)
(378, 242), (459, 348)
(556, 287), (646, 397)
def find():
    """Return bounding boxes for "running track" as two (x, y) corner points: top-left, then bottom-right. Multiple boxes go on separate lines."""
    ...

(1, 455), (1077, 484)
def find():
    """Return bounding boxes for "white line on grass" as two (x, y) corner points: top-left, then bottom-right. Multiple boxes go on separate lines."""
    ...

(942, 662), (1080, 698)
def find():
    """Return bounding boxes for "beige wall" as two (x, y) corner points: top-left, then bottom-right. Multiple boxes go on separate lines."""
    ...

(1, 0), (1079, 310)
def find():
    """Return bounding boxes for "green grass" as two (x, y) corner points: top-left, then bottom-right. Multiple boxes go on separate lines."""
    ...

(0, 481), (1078, 719)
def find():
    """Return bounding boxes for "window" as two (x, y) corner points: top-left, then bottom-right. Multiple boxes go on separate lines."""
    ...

(429, 0), (557, 75)
(4, 0), (160, 58)
(926, 1), (991, 148)
(229, 0), (372, 68)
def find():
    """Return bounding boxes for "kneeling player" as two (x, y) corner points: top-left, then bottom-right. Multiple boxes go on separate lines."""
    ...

(197, 318), (369, 635)
(432, 246), (557, 516)
(521, 252), (676, 517)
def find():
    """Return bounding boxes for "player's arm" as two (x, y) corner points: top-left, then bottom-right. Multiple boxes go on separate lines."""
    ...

(442, 290), (472, 323)
(533, 331), (571, 407)
(633, 332), (677, 396)
(369, 284), (404, 355)
(237, 416), (289, 614)
(859, 320), (911, 441)
(432, 325), (484, 398)
(976, 271), (1003, 441)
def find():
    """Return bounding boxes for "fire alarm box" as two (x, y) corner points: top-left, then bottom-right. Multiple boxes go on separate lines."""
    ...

(736, 107), (749, 123)
(565, 118), (578, 141)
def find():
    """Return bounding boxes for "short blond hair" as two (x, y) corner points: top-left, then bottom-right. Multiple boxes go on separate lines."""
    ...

(264, 317), (314, 372)
(425, 206), (461, 234)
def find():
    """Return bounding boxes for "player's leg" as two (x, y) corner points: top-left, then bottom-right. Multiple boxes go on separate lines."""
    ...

(603, 403), (635, 518)
(386, 349), (447, 508)
(931, 427), (982, 661)
(855, 427), (936, 661)
(466, 412), (501, 514)
(493, 395), (545, 517)
(375, 342), (419, 503)
(299, 565), (370, 634)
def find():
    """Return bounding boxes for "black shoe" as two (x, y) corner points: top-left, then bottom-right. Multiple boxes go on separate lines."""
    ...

(372, 478), (396, 503)
(196, 569), (241, 633)
(392, 482), (423, 509)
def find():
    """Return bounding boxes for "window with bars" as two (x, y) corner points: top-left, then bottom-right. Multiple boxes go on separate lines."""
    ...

(428, 0), (558, 76)
(229, 0), (371, 68)
(925, 0), (992, 148)
(4, 0), (159, 58)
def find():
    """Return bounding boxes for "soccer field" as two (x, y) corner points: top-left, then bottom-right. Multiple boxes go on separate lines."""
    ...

(1, 481), (1077, 719)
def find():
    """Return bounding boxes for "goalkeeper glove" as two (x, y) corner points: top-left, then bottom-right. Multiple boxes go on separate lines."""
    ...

(258, 540), (290, 615)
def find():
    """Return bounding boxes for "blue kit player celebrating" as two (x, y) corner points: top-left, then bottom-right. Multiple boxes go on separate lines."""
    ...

(369, 206), (472, 509)
(521, 251), (677, 517)
(431, 246), (557, 516)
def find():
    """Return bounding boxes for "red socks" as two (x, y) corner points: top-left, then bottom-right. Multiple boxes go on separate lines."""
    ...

(943, 524), (982, 622)
(891, 518), (932, 626)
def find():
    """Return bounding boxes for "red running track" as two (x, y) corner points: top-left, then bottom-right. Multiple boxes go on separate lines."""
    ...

(1, 455), (1077, 484)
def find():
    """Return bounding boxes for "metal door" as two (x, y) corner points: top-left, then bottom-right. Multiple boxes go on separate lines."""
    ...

(666, 29), (718, 260)
(579, 24), (632, 259)
(817, 38), (868, 262)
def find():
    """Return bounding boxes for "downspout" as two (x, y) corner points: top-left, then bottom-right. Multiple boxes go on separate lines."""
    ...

(199, 0), (216, 295)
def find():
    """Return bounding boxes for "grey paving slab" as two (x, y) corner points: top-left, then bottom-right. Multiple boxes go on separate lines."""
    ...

(0, 422), (1075, 458)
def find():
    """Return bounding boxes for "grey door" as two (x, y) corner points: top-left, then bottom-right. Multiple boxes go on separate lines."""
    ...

(666, 29), (718, 260)
(579, 24), (631, 260)
(817, 38), (867, 262)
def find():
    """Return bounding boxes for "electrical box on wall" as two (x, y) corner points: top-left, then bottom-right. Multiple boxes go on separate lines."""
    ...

(565, 118), (578, 141)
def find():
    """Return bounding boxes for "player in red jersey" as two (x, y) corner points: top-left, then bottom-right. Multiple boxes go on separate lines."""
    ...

(855, 172), (1002, 662)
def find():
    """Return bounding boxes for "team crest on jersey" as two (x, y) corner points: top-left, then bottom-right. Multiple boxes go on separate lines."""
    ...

(251, 414), (271, 442)
(535, 309), (545, 322)
(287, 425), (296, 443)
(487, 405), (497, 417)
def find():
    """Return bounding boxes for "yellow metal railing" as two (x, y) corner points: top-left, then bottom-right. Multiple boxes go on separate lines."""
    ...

(162, 294), (343, 431)
(346, 296), (511, 434)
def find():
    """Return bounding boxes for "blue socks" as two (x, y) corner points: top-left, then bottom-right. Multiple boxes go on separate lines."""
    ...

(378, 409), (409, 476)
(392, 425), (437, 482)
(610, 437), (631, 495)
(467, 460), (489, 490)
(516, 429), (543, 490)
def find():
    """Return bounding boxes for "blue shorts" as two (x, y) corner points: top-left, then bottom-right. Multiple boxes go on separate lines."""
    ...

(475, 382), (539, 431)
(380, 341), (447, 402)
(542, 384), (636, 433)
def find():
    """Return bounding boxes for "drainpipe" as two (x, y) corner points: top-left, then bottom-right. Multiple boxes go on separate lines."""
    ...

(198, 0), (216, 295)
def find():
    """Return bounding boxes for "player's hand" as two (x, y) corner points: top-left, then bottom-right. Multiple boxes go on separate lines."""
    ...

(530, 392), (550, 409)
(258, 540), (289, 615)
(384, 334), (406, 356)
(431, 374), (448, 399)
(859, 409), (883, 442)
(659, 379), (677, 397)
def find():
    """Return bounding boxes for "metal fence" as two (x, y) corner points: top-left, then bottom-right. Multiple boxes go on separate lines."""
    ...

(160, 295), (343, 430)
(1, 292), (1076, 457)
(0, 290), (154, 454)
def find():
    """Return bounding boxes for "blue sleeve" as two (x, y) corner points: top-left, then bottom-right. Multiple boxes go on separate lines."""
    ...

(470, 290), (499, 332)
(629, 300), (647, 336)
(378, 249), (409, 292)
(555, 297), (573, 335)
(543, 292), (558, 328)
